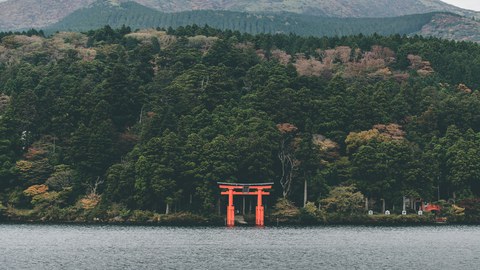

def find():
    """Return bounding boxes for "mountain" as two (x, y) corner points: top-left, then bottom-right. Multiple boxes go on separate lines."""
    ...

(45, 1), (480, 42)
(0, 0), (96, 31)
(47, 1), (439, 37)
(135, 0), (480, 18)
(415, 13), (480, 42)
(0, 0), (479, 31)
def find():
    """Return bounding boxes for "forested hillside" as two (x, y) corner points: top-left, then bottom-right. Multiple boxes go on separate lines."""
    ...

(48, 1), (438, 37)
(1, 26), (480, 222)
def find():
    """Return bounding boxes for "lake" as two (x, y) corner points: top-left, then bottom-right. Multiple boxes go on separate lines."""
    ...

(1, 224), (479, 269)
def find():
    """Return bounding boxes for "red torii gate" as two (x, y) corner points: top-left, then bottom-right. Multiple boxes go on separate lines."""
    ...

(218, 182), (273, 227)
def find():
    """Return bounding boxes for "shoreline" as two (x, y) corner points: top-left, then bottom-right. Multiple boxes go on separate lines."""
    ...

(2, 216), (479, 227)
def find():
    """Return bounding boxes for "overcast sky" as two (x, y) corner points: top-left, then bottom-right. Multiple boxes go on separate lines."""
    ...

(441, 0), (480, 11)
(0, 0), (478, 11)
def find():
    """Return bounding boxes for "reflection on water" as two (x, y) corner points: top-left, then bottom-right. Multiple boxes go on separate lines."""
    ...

(1, 224), (479, 269)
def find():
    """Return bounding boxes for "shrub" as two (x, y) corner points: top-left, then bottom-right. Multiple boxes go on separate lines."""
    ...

(79, 194), (101, 210)
(300, 202), (320, 223)
(23, 184), (48, 197)
(156, 212), (210, 225)
(128, 210), (154, 223)
(105, 203), (131, 222)
(0, 203), (5, 219)
(271, 198), (301, 223)
(458, 198), (480, 222)
(321, 185), (365, 215)
(31, 191), (60, 205)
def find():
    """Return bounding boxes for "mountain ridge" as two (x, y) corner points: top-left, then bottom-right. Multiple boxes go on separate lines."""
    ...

(0, 0), (479, 31)
(134, 0), (478, 17)
(44, 1), (480, 43)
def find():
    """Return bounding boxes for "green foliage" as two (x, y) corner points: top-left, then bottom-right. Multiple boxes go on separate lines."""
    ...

(0, 202), (5, 218)
(458, 198), (480, 222)
(365, 214), (432, 224)
(46, 165), (74, 191)
(1, 25), (480, 223)
(300, 202), (320, 223)
(321, 185), (365, 215)
(271, 198), (301, 223)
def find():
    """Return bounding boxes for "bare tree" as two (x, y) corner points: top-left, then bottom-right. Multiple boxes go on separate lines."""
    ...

(277, 123), (299, 198)
(87, 176), (104, 196)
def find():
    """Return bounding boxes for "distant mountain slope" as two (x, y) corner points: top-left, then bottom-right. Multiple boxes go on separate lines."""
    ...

(46, 1), (439, 37)
(0, 0), (479, 31)
(0, 0), (96, 31)
(135, 0), (479, 18)
(416, 13), (480, 42)
(47, 1), (480, 42)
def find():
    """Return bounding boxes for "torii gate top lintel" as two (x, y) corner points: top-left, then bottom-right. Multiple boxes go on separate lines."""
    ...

(218, 182), (273, 188)
(218, 182), (273, 227)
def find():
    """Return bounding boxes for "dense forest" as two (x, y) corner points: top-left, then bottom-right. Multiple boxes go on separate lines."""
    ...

(1, 25), (480, 223)
(46, 1), (439, 37)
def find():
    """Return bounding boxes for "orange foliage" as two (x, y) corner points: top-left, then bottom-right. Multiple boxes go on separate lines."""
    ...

(457, 84), (472, 94)
(344, 48), (390, 78)
(80, 194), (101, 210)
(31, 191), (60, 205)
(407, 54), (434, 76)
(120, 131), (139, 144)
(370, 45), (395, 63)
(16, 160), (33, 172)
(0, 94), (10, 112)
(312, 134), (339, 152)
(295, 45), (397, 79)
(393, 72), (410, 82)
(255, 49), (266, 61)
(234, 42), (254, 50)
(369, 67), (393, 78)
(277, 123), (298, 134)
(312, 134), (340, 161)
(373, 124), (406, 140)
(295, 57), (324, 76)
(346, 124), (405, 153)
(271, 49), (292, 65)
(24, 184), (49, 197)
(24, 147), (46, 160)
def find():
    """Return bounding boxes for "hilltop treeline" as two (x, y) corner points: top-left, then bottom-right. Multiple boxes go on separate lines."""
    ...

(47, 1), (438, 37)
(1, 25), (480, 221)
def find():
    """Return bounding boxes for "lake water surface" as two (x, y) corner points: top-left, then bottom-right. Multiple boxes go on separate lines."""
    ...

(1, 224), (479, 269)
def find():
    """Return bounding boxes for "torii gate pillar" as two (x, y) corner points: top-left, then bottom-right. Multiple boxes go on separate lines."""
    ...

(219, 182), (273, 227)
(256, 190), (265, 226)
(227, 188), (235, 227)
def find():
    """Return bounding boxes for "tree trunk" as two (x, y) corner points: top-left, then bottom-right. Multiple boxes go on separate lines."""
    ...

(165, 203), (170, 215)
(382, 199), (385, 213)
(303, 179), (308, 207)
(365, 197), (369, 211)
